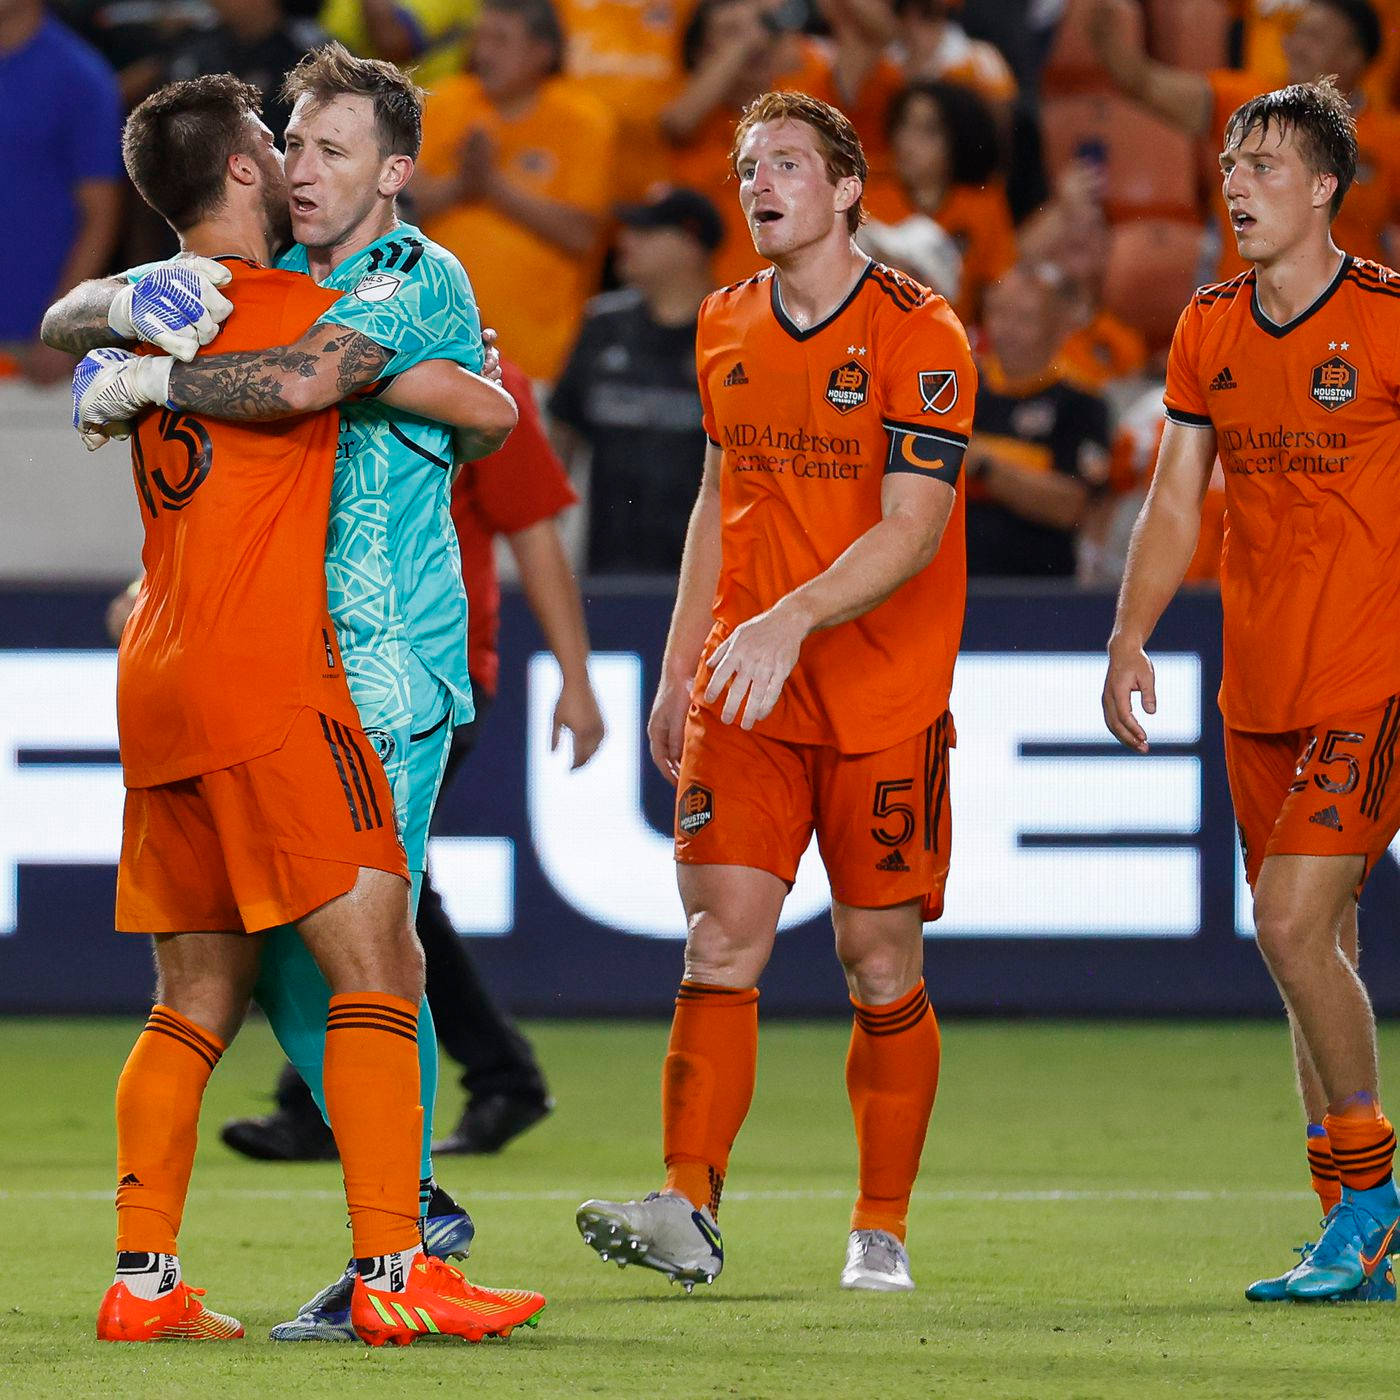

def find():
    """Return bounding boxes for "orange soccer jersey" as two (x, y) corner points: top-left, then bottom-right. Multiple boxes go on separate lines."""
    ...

(696, 261), (976, 753)
(1164, 256), (1400, 732)
(118, 259), (362, 788)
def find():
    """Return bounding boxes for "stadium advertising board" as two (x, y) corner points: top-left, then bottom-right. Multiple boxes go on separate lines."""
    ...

(4, 586), (1400, 1015)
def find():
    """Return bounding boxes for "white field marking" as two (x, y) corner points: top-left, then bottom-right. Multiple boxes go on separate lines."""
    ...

(0, 1188), (1313, 1204)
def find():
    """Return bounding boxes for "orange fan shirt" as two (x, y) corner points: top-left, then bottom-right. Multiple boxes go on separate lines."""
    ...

(1207, 69), (1400, 279)
(696, 261), (976, 752)
(1164, 256), (1400, 731)
(418, 74), (618, 380)
(118, 260), (361, 788)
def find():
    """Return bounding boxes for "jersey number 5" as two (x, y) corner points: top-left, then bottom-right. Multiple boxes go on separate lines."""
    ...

(132, 409), (214, 517)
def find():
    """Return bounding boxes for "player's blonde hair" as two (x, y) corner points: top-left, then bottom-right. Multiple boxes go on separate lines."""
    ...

(730, 91), (869, 233)
(282, 42), (425, 158)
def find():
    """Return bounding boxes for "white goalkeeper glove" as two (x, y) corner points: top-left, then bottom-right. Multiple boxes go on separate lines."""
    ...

(108, 256), (233, 361)
(72, 347), (175, 451)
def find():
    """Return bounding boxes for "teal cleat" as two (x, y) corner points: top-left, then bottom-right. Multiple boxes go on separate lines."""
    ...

(1286, 1197), (1400, 1301)
(1247, 1238), (1397, 1302)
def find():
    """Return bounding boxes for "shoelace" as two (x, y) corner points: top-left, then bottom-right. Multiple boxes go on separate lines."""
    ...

(1308, 1203), (1362, 1265)
(858, 1232), (904, 1275)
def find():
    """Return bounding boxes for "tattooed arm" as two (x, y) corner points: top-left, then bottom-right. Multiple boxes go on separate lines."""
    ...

(41, 277), (132, 354)
(162, 323), (392, 419)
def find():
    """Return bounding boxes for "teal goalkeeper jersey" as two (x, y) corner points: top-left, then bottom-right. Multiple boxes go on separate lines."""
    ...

(278, 223), (482, 735)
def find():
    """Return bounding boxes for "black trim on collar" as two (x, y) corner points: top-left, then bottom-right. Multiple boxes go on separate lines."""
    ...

(770, 261), (873, 341)
(1250, 255), (1351, 338)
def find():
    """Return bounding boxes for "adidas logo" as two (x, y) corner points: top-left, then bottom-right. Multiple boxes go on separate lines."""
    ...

(1209, 365), (1237, 391)
(1309, 805), (1343, 831)
(875, 848), (910, 872)
(117, 1173), (141, 1187)
(723, 361), (748, 386)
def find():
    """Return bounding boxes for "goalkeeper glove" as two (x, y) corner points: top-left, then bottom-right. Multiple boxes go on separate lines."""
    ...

(72, 347), (175, 451)
(108, 256), (233, 361)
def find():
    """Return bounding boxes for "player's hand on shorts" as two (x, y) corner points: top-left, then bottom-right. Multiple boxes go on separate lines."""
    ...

(704, 602), (809, 730)
(552, 677), (606, 769)
(647, 674), (692, 783)
(1102, 641), (1156, 754)
(109, 256), (233, 362)
(72, 348), (176, 450)
(480, 327), (503, 385)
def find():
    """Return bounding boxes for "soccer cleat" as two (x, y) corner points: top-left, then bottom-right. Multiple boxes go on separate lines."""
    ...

(575, 1191), (723, 1292)
(97, 1281), (244, 1341)
(1286, 1198), (1400, 1300)
(270, 1187), (476, 1341)
(431, 1093), (553, 1156)
(350, 1254), (545, 1347)
(1245, 1241), (1317, 1302)
(841, 1229), (915, 1292)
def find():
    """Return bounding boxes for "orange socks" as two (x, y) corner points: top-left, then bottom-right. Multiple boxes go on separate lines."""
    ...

(846, 980), (941, 1241)
(1323, 1103), (1397, 1193)
(662, 982), (759, 1218)
(1306, 1126), (1341, 1215)
(115, 1005), (225, 1254)
(323, 993), (424, 1258)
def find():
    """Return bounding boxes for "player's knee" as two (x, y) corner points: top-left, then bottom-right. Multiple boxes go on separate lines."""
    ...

(837, 944), (920, 1005)
(683, 909), (767, 986)
(1252, 902), (1321, 979)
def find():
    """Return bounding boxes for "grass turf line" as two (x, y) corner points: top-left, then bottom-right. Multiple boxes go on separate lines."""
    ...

(2, 1017), (1398, 1398)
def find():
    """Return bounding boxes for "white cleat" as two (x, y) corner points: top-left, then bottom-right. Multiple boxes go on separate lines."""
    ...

(576, 1191), (723, 1290)
(841, 1229), (915, 1292)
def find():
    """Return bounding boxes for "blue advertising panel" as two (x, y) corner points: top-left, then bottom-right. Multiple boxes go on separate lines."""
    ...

(3, 584), (1399, 1015)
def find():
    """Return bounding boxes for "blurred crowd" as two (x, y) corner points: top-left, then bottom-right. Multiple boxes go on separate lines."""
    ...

(5, 0), (1396, 582)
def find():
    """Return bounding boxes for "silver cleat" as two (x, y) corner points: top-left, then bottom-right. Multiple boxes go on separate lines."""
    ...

(841, 1228), (915, 1292)
(576, 1191), (723, 1290)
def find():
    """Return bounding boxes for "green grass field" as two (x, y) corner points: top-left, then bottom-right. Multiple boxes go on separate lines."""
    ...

(3, 1017), (1399, 1398)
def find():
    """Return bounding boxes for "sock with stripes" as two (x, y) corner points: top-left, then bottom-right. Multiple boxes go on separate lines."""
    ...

(114, 1005), (225, 1254)
(1306, 1123), (1340, 1215)
(113, 1251), (181, 1300)
(662, 982), (760, 1218)
(355, 1243), (424, 1292)
(323, 992), (424, 1258)
(254, 925), (440, 1217)
(846, 980), (941, 1242)
(1324, 1097), (1398, 1210)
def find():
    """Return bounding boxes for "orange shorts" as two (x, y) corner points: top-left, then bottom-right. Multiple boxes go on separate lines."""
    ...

(1225, 694), (1400, 889)
(675, 703), (955, 917)
(117, 707), (408, 934)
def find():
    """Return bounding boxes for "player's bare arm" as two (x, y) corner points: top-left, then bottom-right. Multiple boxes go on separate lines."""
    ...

(1102, 419), (1217, 754)
(1086, 0), (1212, 137)
(40, 276), (132, 354)
(507, 520), (606, 769)
(704, 471), (956, 730)
(648, 443), (724, 783)
(379, 360), (518, 460)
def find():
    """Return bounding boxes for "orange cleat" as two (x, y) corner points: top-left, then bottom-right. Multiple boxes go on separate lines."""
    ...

(350, 1254), (545, 1347)
(96, 1281), (245, 1341)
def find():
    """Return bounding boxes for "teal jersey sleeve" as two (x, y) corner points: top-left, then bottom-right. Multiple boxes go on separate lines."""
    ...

(312, 229), (484, 377)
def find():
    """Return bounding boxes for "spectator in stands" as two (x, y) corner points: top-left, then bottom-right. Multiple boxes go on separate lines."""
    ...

(166, 0), (326, 137)
(966, 262), (1111, 578)
(317, 0), (470, 85)
(863, 78), (1015, 329)
(1089, 0), (1400, 277)
(549, 186), (718, 574)
(58, 0), (210, 107)
(1019, 156), (1149, 391)
(892, 0), (1016, 127)
(410, 0), (617, 381)
(556, 0), (694, 200)
(0, 0), (122, 383)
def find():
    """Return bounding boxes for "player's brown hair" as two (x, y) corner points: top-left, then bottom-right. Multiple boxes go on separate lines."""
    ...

(730, 90), (869, 233)
(1224, 76), (1359, 217)
(281, 41), (425, 159)
(122, 75), (265, 231)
